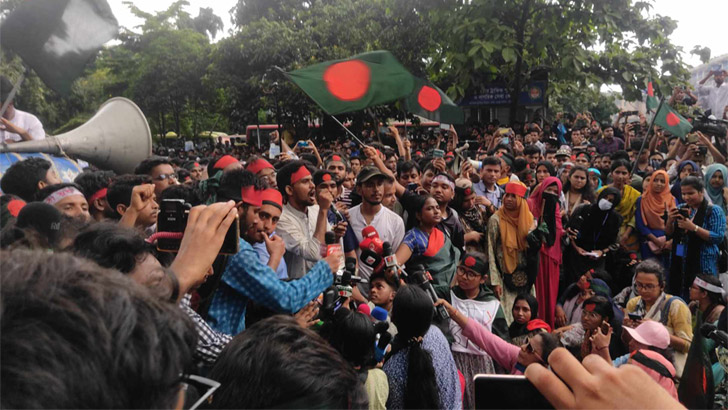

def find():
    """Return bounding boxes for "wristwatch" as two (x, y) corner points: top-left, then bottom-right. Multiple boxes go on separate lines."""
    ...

(694, 225), (699, 232)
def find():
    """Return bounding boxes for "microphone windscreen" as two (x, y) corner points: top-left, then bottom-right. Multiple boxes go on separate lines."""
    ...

(371, 306), (388, 322)
(357, 303), (371, 316)
(700, 323), (717, 338)
(325, 231), (337, 245)
(362, 225), (378, 239)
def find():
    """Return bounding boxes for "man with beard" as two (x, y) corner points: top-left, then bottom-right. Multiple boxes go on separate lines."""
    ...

(277, 161), (334, 279)
(74, 170), (116, 222)
(206, 169), (340, 335)
(325, 153), (352, 209)
(343, 167), (405, 298)
(430, 172), (466, 251)
(594, 125), (624, 155)
(252, 188), (288, 279)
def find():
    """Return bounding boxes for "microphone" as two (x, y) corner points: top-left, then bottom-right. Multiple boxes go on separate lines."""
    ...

(382, 241), (404, 281)
(409, 264), (449, 320)
(360, 248), (383, 273)
(331, 205), (344, 223)
(360, 226), (384, 255)
(357, 303), (371, 316)
(324, 231), (344, 272)
(375, 331), (392, 362)
(701, 323), (728, 348)
(371, 306), (389, 323)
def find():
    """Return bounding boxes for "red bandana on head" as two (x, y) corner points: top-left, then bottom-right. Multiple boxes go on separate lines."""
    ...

(322, 173), (332, 182)
(505, 182), (527, 198)
(214, 155), (238, 170)
(89, 188), (108, 203)
(291, 166), (311, 186)
(246, 158), (274, 175)
(261, 188), (283, 210)
(7, 199), (26, 217)
(464, 256), (476, 267)
(584, 303), (596, 312)
(241, 186), (262, 207)
(332, 155), (342, 162)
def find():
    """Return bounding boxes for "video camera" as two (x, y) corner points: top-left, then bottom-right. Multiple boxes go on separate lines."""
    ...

(320, 257), (367, 320)
(156, 199), (239, 255)
(692, 115), (728, 138)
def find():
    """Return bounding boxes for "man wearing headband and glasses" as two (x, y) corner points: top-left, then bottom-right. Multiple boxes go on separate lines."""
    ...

(430, 172), (466, 251)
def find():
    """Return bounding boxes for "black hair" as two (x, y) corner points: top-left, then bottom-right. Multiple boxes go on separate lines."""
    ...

(582, 295), (614, 322)
(536, 332), (560, 362)
(0, 250), (196, 409)
(106, 175), (153, 219)
(159, 182), (204, 206)
(695, 274), (725, 306)
(0, 157), (53, 201)
(74, 170), (116, 199)
(390, 286), (441, 409)
(610, 159), (631, 174)
(34, 182), (85, 202)
(610, 150), (630, 163)
(276, 160), (309, 200)
(218, 168), (263, 202)
(208, 315), (367, 409)
(679, 176), (704, 192)
(523, 145), (541, 156)
(321, 309), (376, 369)
(481, 156), (502, 167)
(635, 259), (665, 287)
(397, 160), (420, 177)
(563, 166), (595, 202)
(535, 161), (556, 177)
(513, 293), (539, 319)
(134, 156), (172, 175)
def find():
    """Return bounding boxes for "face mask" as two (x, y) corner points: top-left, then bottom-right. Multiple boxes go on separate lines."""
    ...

(598, 198), (613, 211)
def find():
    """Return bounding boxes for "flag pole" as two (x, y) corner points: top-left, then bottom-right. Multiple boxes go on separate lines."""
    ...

(0, 66), (29, 119)
(630, 96), (665, 176)
(329, 115), (367, 147)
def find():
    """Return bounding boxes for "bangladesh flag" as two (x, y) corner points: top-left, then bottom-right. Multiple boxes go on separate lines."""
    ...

(284, 50), (415, 115)
(654, 102), (692, 138)
(0, 0), (118, 95)
(404, 77), (464, 124)
(646, 77), (659, 112)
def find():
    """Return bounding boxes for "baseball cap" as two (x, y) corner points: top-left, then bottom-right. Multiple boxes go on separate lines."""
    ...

(624, 320), (670, 349)
(555, 148), (571, 158)
(356, 167), (392, 184)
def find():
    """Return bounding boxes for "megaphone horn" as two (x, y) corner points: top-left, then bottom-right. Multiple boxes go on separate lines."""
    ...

(0, 97), (152, 174)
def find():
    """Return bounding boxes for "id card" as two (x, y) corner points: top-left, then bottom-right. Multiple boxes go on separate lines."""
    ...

(676, 244), (686, 257)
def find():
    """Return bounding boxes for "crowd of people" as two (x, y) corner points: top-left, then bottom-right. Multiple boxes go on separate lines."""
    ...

(1, 70), (728, 409)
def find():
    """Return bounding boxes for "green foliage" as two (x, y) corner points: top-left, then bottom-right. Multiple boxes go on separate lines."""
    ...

(691, 46), (712, 65)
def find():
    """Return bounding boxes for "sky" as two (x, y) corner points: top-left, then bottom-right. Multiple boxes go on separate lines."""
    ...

(108, 0), (728, 68)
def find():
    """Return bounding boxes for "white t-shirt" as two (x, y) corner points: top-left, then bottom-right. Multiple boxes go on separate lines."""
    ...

(348, 204), (405, 282)
(698, 82), (728, 118)
(1, 109), (45, 142)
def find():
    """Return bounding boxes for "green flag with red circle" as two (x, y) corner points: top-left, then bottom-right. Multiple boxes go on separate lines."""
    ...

(646, 77), (659, 112)
(404, 77), (465, 124)
(284, 50), (415, 115)
(654, 102), (692, 138)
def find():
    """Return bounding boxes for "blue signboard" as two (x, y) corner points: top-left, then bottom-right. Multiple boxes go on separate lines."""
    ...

(459, 81), (547, 106)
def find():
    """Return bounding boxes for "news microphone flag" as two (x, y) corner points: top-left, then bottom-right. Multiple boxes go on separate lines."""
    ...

(0, 0), (118, 95)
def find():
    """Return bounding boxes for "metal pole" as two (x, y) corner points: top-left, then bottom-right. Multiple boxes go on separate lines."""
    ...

(0, 66), (29, 119)
(329, 115), (367, 147)
(630, 97), (664, 176)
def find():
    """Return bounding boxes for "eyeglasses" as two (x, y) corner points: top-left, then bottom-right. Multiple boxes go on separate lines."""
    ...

(153, 173), (178, 181)
(457, 268), (480, 280)
(180, 374), (220, 410)
(635, 282), (658, 291)
(581, 310), (602, 320)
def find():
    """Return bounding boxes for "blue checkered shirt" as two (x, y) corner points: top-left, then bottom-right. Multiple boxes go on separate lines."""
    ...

(206, 238), (333, 335)
(689, 204), (726, 275)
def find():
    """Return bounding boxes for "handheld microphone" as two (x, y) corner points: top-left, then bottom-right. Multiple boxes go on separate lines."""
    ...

(360, 248), (384, 273)
(375, 331), (392, 362)
(324, 231), (344, 271)
(382, 241), (403, 280)
(360, 226), (384, 255)
(371, 306), (389, 323)
(409, 264), (449, 320)
(701, 323), (728, 348)
(357, 303), (371, 316)
(331, 205), (344, 223)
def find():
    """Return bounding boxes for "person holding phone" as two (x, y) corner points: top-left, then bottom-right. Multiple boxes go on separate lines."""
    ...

(553, 296), (624, 361)
(665, 176), (726, 296)
(635, 170), (677, 268)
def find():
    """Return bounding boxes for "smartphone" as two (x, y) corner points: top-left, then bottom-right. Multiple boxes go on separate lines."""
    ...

(433, 149), (445, 158)
(502, 137), (510, 145)
(296, 140), (309, 147)
(379, 126), (389, 135)
(628, 313), (643, 321)
(439, 123), (450, 130)
(474, 374), (553, 409)
(678, 206), (690, 219)
(157, 199), (240, 255)
(698, 146), (708, 156)
(406, 183), (419, 192)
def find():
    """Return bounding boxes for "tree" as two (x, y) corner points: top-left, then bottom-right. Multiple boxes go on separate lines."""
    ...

(429, 0), (693, 123)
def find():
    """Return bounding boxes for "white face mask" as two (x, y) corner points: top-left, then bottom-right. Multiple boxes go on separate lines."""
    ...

(598, 198), (613, 211)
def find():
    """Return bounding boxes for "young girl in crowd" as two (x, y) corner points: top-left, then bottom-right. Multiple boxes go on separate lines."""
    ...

(383, 286), (461, 409)
(563, 187), (622, 285)
(527, 176), (563, 326)
(562, 166), (595, 221)
(441, 252), (509, 409)
(635, 170), (677, 268)
(487, 182), (536, 324)
(704, 163), (728, 215)
(508, 294), (539, 346)
(670, 160), (700, 204)
(587, 167), (603, 191)
(395, 195), (461, 298)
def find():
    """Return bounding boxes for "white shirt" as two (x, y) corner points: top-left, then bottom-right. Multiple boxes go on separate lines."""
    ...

(1, 109), (45, 142)
(698, 82), (728, 118)
(347, 204), (405, 283)
(276, 203), (330, 279)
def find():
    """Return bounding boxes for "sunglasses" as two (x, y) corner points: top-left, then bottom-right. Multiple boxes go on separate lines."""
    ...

(153, 173), (178, 181)
(525, 337), (545, 364)
(180, 374), (220, 410)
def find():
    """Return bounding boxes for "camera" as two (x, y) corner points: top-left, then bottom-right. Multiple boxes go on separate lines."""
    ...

(157, 199), (240, 255)
(623, 110), (639, 116)
(319, 257), (366, 320)
(693, 115), (728, 138)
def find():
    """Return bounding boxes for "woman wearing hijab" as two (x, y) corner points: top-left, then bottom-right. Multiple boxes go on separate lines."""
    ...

(635, 170), (677, 268)
(588, 168), (603, 191)
(670, 160), (699, 204)
(563, 187), (623, 285)
(704, 163), (728, 214)
(487, 182), (537, 324)
(508, 293), (539, 347)
(528, 176), (564, 327)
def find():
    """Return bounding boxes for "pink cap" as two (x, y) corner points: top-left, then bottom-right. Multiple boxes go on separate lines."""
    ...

(624, 320), (670, 349)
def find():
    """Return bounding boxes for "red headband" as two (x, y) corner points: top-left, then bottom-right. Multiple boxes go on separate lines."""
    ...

(505, 182), (527, 198)
(332, 155), (342, 162)
(7, 199), (26, 217)
(291, 166), (311, 186)
(194, 162), (200, 168)
(261, 188), (283, 210)
(214, 155), (238, 170)
(88, 188), (107, 203)
(247, 158), (274, 175)
(241, 186), (262, 207)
